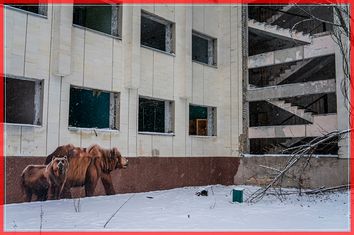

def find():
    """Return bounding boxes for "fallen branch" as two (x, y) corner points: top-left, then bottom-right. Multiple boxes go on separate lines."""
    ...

(246, 129), (352, 203)
(265, 185), (349, 196)
(304, 184), (350, 195)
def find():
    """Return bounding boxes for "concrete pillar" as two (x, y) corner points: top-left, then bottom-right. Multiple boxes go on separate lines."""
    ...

(122, 5), (140, 89)
(230, 6), (244, 156)
(334, 40), (350, 159)
(175, 6), (192, 100)
(122, 6), (141, 156)
(334, 5), (350, 159)
(51, 4), (73, 76)
(173, 6), (192, 156)
(241, 6), (250, 153)
(46, 5), (73, 154)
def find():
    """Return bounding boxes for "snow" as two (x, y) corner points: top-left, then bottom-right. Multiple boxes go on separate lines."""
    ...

(4, 185), (350, 232)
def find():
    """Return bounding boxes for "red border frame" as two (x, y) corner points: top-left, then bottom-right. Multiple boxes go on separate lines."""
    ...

(0, 0), (352, 234)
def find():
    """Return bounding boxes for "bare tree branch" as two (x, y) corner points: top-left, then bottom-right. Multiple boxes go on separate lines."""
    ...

(246, 129), (352, 203)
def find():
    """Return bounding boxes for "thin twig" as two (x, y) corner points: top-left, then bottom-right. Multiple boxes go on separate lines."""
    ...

(209, 186), (216, 209)
(73, 198), (81, 213)
(39, 204), (44, 234)
(103, 194), (135, 228)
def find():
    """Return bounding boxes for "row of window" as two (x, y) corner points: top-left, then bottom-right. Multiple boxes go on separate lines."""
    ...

(5, 77), (217, 136)
(8, 4), (218, 66)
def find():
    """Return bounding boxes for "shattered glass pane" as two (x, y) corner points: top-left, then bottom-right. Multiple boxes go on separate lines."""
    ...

(141, 16), (166, 51)
(5, 78), (38, 125)
(138, 98), (165, 133)
(192, 35), (209, 64)
(69, 87), (110, 129)
(73, 5), (116, 36)
(7, 4), (44, 15)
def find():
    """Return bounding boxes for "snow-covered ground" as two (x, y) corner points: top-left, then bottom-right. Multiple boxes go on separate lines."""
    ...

(4, 185), (350, 232)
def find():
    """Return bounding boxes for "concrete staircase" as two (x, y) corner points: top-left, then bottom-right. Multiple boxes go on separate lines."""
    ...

(248, 19), (312, 43)
(248, 114), (337, 139)
(269, 59), (313, 85)
(249, 35), (335, 69)
(266, 5), (294, 24)
(267, 99), (314, 123)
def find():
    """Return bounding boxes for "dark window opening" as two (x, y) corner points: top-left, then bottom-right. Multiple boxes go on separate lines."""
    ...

(73, 5), (121, 37)
(138, 97), (174, 133)
(141, 12), (174, 53)
(189, 105), (217, 136)
(69, 87), (119, 129)
(7, 4), (47, 16)
(192, 32), (217, 66)
(5, 77), (43, 125)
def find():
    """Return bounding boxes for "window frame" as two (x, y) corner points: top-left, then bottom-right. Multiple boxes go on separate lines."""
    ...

(68, 86), (120, 131)
(4, 75), (44, 127)
(192, 30), (217, 67)
(138, 96), (175, 135)
(72, 4), (122, 39)
(140, 10), (175, 55)
(189, 104), (217, 137)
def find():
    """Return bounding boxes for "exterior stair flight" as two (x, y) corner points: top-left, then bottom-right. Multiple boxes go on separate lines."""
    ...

(248, 19), (312, 44)
(269, 59), (313, 85)
(267, 99), (314, 123)
(266, 5), (294, 24)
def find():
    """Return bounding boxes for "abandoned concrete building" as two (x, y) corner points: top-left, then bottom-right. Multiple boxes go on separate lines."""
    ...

(4, 4), (350, 203)
(236, 4), (350, 187)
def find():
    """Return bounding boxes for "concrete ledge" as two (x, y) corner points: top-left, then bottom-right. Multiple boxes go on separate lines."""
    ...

(234, 156), (349, 188)
(246, 79), (336, 101)
(248, 35), (335, 69)
(242, 154), (338, 158)
(248, 114), (337, 138)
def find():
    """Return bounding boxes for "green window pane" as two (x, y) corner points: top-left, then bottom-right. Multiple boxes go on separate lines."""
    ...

(189, 105), (207, 120)
(73, 5), (113, 36)
(69, 87), (110, 129)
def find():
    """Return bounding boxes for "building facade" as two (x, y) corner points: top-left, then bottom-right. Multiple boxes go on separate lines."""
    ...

(4, 4), (350, 203)
(4, 4), (244, 203)
(5, 4), (243, 158)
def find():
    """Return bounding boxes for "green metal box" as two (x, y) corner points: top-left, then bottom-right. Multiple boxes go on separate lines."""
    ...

(232, 188), (244, 203)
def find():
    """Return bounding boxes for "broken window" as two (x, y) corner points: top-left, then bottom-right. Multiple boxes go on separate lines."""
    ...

(5, 76), (43, 125)
(192, 31), (217, 66)
(138, 97), (174, 133)
(189, 105), (217, 136)
(6, 4), (47, 16)
(141, 11), (175, 53)
(69, 87), (119, 130)
(73, 4), (121, 37)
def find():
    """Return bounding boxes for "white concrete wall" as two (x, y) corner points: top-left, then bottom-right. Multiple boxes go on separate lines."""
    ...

(4, 4), (244, 157)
